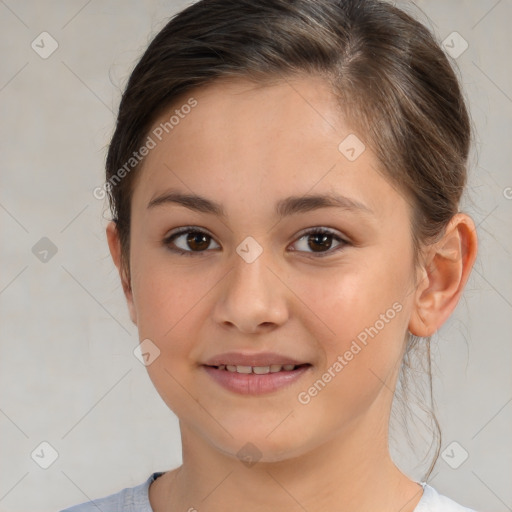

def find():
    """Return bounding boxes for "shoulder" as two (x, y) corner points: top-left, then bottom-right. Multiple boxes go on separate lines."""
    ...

(58, 472), (165, 512)
(415, 483), (478, 512)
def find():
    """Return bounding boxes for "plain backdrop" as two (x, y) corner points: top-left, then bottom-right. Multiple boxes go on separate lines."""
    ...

(0, 1), (511, 511)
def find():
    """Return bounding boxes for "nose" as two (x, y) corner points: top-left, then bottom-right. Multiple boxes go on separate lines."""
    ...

(212, 246), (289, 334)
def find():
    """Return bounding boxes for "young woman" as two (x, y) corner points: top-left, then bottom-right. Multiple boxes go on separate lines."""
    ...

(61, 0), (479, 510)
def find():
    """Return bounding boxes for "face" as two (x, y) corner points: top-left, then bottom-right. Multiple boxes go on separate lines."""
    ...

(116, 76), (420, 461)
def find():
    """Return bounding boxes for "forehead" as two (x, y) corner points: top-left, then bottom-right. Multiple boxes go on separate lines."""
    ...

(130, 76), (404, 221)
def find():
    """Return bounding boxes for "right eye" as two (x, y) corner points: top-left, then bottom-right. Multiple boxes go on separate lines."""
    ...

(163, 227), (221, 256)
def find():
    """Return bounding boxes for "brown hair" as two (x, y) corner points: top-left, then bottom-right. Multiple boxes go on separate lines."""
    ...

(105, 0), (471, 479)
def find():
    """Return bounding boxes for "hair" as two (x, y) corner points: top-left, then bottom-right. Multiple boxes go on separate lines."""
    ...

(105, 0), (471, 479)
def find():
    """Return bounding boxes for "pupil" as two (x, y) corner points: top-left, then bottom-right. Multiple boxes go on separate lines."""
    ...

(187, 232), (209, 251)
(308, 233), (331, 252)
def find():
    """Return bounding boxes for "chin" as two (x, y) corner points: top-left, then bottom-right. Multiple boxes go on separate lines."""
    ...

(205, 418), (319, 465)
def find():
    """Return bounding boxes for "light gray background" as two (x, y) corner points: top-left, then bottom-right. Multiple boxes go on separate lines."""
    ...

(0, 1), (511, 511)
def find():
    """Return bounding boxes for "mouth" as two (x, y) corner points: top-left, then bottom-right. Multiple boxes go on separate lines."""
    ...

(201, 360), (313, 395)
(204, 363), (311, 374)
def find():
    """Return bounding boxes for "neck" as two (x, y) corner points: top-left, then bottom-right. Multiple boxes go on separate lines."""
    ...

(156, 413), (423, 512)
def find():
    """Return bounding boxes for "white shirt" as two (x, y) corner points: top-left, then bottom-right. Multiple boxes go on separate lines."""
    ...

(59, 472), (478, 511)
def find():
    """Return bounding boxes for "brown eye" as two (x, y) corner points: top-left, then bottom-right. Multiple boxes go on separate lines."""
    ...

(307, 232), (334, 252)
(186, 231), (210, 251)
(291, 228), (347, 257)
(164, 228), (220, 255)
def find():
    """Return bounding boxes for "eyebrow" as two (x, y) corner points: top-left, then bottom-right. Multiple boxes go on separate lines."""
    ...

(147, 188), (373, 218)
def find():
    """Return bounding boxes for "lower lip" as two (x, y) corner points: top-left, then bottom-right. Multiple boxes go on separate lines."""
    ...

(202, 365), (311, 395)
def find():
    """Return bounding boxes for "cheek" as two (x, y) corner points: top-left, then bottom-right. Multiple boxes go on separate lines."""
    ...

(134, 268), (205, 339)
(292, 270), (408, 423)
(130, 262), (212, 411)
(290, 254), (411, 399)
(292, 256), (409, 342)
(130, 252), (227, 381)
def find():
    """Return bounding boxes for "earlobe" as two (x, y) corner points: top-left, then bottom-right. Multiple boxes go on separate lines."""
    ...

(106, 221), (138, 325)
(408, 213), (478, 337)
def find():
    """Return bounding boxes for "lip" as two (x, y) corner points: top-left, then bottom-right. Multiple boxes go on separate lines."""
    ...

(203, 351), (309, 367)
(202, 364), (312, 395)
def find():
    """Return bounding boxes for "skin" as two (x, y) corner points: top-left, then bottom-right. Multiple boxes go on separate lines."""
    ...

(106, 76), (477, 512)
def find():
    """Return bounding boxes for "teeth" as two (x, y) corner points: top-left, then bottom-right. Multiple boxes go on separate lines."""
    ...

(217, 364), (299, 373)
(253, 366), (270, 374)
(236, 365), (252, 374)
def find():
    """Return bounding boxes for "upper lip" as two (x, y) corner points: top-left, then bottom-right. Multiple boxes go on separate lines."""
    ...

(203, 352), (311, 367)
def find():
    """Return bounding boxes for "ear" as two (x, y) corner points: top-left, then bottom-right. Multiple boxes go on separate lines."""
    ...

(106, 221), (137, 325)
(408, 213), (478, 337)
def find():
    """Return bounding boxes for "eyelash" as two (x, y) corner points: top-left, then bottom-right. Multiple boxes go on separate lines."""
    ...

(163, 226), (349, 258)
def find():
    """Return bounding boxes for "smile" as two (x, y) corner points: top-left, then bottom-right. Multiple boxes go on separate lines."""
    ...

(202, 363), (312, 394)
(208, 363), (309, 374)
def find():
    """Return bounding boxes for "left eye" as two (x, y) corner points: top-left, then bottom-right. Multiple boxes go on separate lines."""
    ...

(290, 228), (347, 256)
